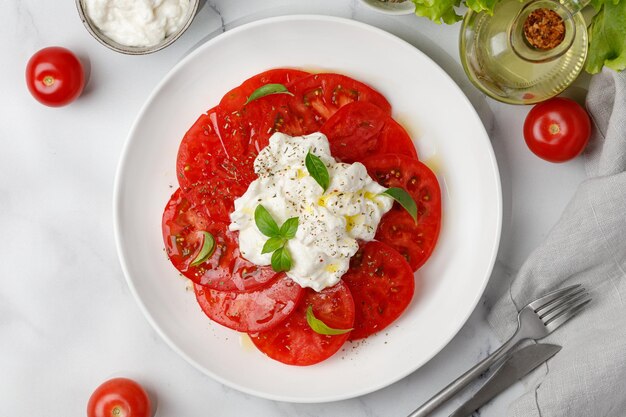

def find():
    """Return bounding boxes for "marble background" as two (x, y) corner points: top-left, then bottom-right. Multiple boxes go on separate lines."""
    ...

(0, 0), (589, 416)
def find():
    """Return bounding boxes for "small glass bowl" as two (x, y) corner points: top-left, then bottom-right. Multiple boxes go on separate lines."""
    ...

(359, 0), (416, 15)
(75, 0), (200, 55)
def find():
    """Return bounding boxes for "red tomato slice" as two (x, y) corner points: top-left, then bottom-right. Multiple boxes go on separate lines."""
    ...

(162, 188), (277, 291)
(320, 101), (418, 163)
(217, 68), (310, 154)
(342, 241), (416, 340)
(176, 108), (256, 221)
(288, 73), (392, 134)
(194, 274), (304, 333)
(238, 94), (306, 152)
(249, 281), (355, 366)
(362, 154), (442, 270)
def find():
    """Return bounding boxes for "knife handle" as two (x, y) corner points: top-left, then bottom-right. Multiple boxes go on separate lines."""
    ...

(407, 335), (521, 417)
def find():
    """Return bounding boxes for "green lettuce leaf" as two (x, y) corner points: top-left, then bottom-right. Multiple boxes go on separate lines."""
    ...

(410, 0), (463, 24)
(586, 0), (626, 73)
(465, 0), (499, 14)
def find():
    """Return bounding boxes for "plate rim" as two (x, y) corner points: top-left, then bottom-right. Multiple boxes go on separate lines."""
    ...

(113, 14), (502, 403)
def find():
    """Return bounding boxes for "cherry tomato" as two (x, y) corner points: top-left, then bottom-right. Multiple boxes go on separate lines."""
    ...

(26, 47), (85, 107)
(523, 97), (591, 162)
(87, 377), (151, 417)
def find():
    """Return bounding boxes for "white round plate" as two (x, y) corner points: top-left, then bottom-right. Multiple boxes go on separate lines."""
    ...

(114, 15), (501, 403)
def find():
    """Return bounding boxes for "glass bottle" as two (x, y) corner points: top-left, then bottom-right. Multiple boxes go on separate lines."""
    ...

(459, 0), (589, 104)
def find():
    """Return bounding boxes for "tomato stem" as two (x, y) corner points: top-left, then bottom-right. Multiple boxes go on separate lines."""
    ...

(43, 75), (55, 87)
(549, 123), (560, 135)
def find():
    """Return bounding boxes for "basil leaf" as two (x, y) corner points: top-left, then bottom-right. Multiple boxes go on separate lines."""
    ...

(190, 231), (216, 266)
(255, 205), (280, 237)
(306, 305), (353, 335)
(245, 83), (294, 105)
(279, 217), (299, 239)
(271, 246), (292, 272)
(382, 187), (418, 223)
(305, 151), (330, 192)
(262, 237), (285, 254)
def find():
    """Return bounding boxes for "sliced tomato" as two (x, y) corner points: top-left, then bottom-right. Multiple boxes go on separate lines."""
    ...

(249, 281), (355, 366)
(342, 241), (416, 340)
(176, 108), (256, 221)
(194, 274), (304, 333)
(217, 68), (310, 154)
(320, 101), (417, 163)
(238, 94), (306, 152)
(162, 188), (277, 291)
(176, 108), (222, 192)
(362, 154), (442, 270)
(288, 73), (392, 134)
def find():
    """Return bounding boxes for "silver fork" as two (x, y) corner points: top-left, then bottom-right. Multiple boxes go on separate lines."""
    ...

(408, 284), (591, 417)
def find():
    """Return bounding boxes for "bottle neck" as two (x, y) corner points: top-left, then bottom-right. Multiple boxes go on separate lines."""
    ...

(510, 0), (582, 63)
(563, 0), (590, 15)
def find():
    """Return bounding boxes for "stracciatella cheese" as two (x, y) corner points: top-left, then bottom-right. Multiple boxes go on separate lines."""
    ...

(229, 132), (393, 292)
(84, 0), (191, 47)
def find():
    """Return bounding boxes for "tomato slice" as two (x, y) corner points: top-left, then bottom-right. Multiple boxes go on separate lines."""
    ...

(176, 108), (256, 221)
(249, 281), (355, 366)
(162, 188), (277, 291)
(217, 68), (310, 154)
(342, 241), (416, 340)
(320, 101), (417, 163)
(176, 108), (223, 192)
(288, 73), (392, 134)
(194, 274), (304, 333)
(362, 154), (442, 270)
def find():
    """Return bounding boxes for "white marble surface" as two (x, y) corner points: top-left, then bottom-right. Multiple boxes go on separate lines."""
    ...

(0, 0), (589, 416)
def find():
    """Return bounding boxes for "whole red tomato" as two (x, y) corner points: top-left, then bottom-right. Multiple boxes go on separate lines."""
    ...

(87, 377), (151, 417)
(25, 46), (85, 107)
(523, 97), (591, 163)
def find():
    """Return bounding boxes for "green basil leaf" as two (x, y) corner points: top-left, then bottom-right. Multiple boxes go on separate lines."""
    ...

(306, 305), (353, 335)
(190, 231), (216, 266)
(262, 237), (285, 254)
(245, 83), (294, 105)
(586, 0), (626, 73)
(305, 151), (330, 192)
(271, 246), (292, 272)
(382, 187), (418, 223)
(255, 205), (280, 237)
(279, 217), (299, 239)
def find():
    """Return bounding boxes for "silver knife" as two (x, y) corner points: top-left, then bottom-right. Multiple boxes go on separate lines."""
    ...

(449, 343), (561, 417)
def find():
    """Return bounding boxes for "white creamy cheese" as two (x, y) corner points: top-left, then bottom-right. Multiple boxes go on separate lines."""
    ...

(84, 0), (191, 47)
(229, 132), (393, 292)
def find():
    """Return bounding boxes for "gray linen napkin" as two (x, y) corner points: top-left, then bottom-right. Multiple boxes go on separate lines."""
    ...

(487, 68), (626, 417)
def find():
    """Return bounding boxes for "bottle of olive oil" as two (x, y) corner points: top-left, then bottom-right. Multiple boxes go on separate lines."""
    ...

(460, 0), (588, 104)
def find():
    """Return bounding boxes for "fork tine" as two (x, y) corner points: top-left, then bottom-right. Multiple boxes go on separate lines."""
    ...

(541, 292), (590, 322)
(537, 288), (587, 316)
(544, 297), (592, 329)
(528, 284), (581, 311)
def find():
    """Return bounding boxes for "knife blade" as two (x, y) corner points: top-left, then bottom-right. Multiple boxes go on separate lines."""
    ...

(449, 343), (561, 417)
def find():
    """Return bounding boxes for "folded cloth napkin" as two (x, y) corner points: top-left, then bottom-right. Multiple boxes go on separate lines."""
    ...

(487, 68), (626, 417)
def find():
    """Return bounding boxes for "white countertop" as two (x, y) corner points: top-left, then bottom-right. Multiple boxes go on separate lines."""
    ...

(0, 0), (588, 416)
